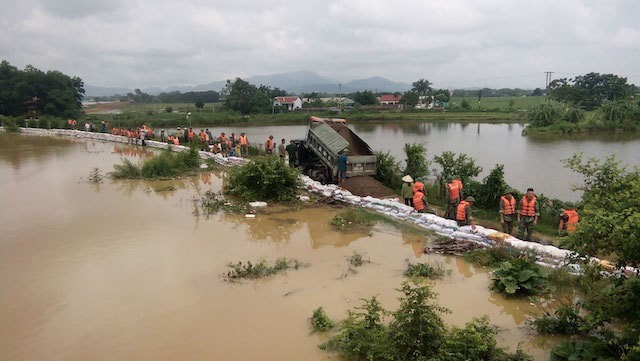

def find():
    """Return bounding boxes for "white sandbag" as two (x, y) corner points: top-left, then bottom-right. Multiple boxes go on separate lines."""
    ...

(248, 201), (267, 208)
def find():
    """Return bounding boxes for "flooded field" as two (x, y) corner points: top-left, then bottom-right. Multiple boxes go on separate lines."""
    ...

(0, 134), (560, 360)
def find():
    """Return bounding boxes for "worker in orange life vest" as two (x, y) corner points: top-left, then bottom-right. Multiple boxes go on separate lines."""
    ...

(445, 175), (461, 220)
(559, 203), (579, 235)
(517, 188), (539, 241)
(265, 135), (275, 154)
(456, 196), (476, 230)
(499, 189), (517, 235)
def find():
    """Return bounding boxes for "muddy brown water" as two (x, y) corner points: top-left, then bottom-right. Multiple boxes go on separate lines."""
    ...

(0, 134), (562, 360)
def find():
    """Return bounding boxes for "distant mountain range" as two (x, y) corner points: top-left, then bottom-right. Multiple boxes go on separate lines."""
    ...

(85, 71), (412, 97)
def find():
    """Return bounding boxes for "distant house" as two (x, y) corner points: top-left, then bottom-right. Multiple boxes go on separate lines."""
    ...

(273, 96), (303, 111)
(379, 94), (402, 105)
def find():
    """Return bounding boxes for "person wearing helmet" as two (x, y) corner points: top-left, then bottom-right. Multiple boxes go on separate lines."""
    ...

(558, 202), (579, 235)
(499, 189), (517, 235)
(445, 175), (461, 220)
(456, 196), (476, 230)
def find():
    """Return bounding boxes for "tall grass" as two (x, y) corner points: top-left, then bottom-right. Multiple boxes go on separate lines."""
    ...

(110, 147), (200, 179)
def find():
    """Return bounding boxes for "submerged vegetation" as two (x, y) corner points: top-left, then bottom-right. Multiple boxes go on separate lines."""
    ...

(222, 257), (307, 281)
(225, 155), (300, 202)
(403, 261), (446, 279)
(310, 307), (334, 332)
(110, 146), (200, 179)
(491, 258), (549, 297)
(319, 282), (532, 361)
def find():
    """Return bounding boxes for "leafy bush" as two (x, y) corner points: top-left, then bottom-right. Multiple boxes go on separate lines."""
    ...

(464, 164), (509, 209)
(531, 304), (585, 335)
(527, 103), (563, 127)
(226, 155), (300, 202)
(403, 142), (431, 178)
(222, 257), (306, 281)
(320, 282), (531, 360)
(491, 258), (549, 297)
(0, 116), (20, 132)
(433, 151), (482, 185)
(310, 307), (334, 332)
(374, 151), (402, 191)
(464, 246), (521, 267)
(562, 106), (585, 124)
(111, 147), (200, 179)
(404, 262), (446, 279)
(111, 158), (142, 178)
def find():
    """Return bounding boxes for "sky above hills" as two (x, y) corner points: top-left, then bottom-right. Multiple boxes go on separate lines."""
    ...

(2, 0), (639, 90)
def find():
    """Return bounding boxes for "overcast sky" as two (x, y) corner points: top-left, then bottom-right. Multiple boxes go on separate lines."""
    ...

(1, 0), (639, 90)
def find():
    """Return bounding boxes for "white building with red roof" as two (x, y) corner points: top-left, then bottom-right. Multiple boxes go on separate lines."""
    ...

(273, 96), (303, 111)
(379, 94), (402, 105)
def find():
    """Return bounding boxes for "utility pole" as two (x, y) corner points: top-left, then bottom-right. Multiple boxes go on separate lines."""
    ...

(544, 71), (554, 103)
(339, 83), (342, 113)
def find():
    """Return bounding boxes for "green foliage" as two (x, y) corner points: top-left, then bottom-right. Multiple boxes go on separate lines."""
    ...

(331, 209), (375, 230)
(374, 151), (402, 191)
(0, 60), (84, 118)
(320, 282), (531, 361)
(562, 154), (640, 267)
(491, 258), (549, 297)
(0, 115), (20, 132)
(353, 90), (378, 105)
(597, 100), (640, 130)
(464, 164), (509, 209)
(412, 78), (433, 97)
(549, 72), (632, 110)
(311, 307), (334, 332)
(198, 190), (247, 215)
(400, 91), (419, 107)
(195, 101), (204, 109)
(403, 142), (430, 178)
(226, 155), (300, 202)
(88, 167), (103, 184)
(443, 316), (533, 361)
(404, 262), (445, 279)
(165, 106), (173, 113)
(562, 106), (585, 124)
(527, 103), (563, 127)
(464, 247), (521, 268)
(531, 303), (586, 335)
(110, 147), (200, 179)
(222, 78), (286, 114)
(550, 338), (620, 361)
(222, 257), (307, 281)
(460, 99), (471, 109)
(433, 151), (482, 185)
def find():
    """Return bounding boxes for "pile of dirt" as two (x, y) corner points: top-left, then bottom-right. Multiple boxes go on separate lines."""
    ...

(343, 176), (397, 199)
(329, 124), (372, 156)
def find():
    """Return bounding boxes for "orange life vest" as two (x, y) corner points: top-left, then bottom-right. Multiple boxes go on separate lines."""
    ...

(563, 209), (579, 233)
(240, 135), (248, 145)
(456, 201), (469, 221)
(173, 137), (179, 145)
(454, 179), (463, 192)
(266, 138), (274, 150)
(112, 128), (118, 135)
(500, 196), (516, 215)
(188, 130), (195, 139)
(412, 181), (424, 194)
(199, 131), (206, 142)
(413, 191), (425, 211)
(520, 196), (537, 217)
(447, 182), (460, 200)
(220, 135), (227, 143)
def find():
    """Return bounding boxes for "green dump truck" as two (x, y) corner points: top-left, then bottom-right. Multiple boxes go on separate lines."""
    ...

(300, 116), (377, 184)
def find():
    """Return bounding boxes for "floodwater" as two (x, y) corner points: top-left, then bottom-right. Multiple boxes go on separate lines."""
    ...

(0, 134), (562, 361)
(191, 122), (640, 200)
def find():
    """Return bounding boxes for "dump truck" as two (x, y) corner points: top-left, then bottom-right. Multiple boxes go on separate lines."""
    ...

(297, 116), (396, 198)
(298, 116), (376, 183)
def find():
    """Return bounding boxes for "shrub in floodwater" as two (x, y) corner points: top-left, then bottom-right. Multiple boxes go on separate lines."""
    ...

(222, 257), (307, 281)
(226, 155), (300, 202)
(110, 147), (200, 179)
(491, 258), (549, 297)
(197, 190), (247, 215)
(310, 307), (334, 332)
(320, 282), (532, 360)
(331, 208), (375, 230)
(88, 167), (104, 184)
(530, 303), (585, 335)
(464, 246), (522, 268)
(403, 262), (446, 279)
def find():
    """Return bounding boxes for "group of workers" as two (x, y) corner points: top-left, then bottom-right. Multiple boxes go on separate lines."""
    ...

(402, 175), (580, 241)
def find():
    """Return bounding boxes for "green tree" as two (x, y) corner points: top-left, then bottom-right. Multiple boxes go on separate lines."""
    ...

(562, 154), (640, 267)
(433, 151), (482, 185)
(353, 90), (378, 105)
(527, 103), (563, 127)
(195, 101), (204, 109)
(412, 78), (432, 97)
(532, 87), (544, 96)
(403, 143), (430, 178)
(223, 78), (257, 114)
(550, 73), (632, 110)
(400, 90), (419, 107)
(433, 89), (450, 103)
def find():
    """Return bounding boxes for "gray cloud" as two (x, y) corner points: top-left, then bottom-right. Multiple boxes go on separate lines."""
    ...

(1, 0), (638, 90)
